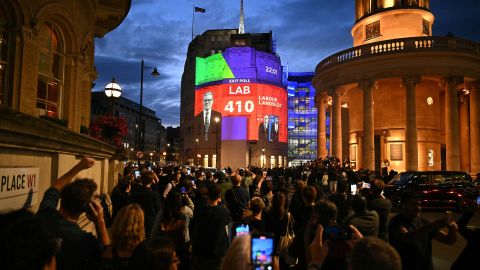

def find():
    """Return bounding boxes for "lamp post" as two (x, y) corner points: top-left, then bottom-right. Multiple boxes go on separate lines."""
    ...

(214, 117), (220, 169)
(195, 138), (199, 166)
(104, 77), (122, 116)
(137, 59), (160, 153)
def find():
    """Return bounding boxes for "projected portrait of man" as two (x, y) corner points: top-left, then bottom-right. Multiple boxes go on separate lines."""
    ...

(195, 91), (222, 142)
(271, 116), (279, 142)
(258, 114), (270, 142)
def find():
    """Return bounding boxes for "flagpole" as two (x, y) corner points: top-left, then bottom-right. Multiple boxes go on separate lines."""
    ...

(191, 5), (195, 40)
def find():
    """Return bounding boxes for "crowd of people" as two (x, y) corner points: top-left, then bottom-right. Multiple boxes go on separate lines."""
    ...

(0, 156), (479, 270)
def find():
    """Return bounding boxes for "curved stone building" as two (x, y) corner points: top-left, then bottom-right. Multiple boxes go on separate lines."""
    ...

(314, 0), (480, 174)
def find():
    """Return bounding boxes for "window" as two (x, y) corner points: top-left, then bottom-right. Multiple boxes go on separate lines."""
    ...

(36, 23), (64, 118)
(390, 144), (403, 161)
(203, 154), (209, 167)
(270, 155), (276, 169)
(422, 19), (430, 35)
(365, 21), (381, 40)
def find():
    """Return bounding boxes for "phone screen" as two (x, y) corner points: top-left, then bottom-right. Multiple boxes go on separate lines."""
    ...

(134, 170), (140, 178)
(324, 226), (353, 241)
(350, 184), (357, 195)
(476, 196), (480, 205)
(235, 224), (250, 237)
(251, 234), (274, 270)
(180, 187), (187, 194)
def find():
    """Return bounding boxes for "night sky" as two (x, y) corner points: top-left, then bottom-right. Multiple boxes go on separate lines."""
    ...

(93, 0), (480, 126)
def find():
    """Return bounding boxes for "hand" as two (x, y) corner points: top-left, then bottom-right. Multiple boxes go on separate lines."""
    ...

(349, 225), (364, 240)
(85, 201), (104, 225)
(309, 225), (329, 265)
(448, 221), (459, 232)
(78, 157), (95, 170)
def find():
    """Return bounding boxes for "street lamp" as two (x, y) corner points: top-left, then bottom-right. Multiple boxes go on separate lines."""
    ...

(104, 77), (122, 116)
(214, 117), (220, 169)
(137, 59), (160, 153)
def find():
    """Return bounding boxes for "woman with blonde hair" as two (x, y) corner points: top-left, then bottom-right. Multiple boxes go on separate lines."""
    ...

(103, 203), (145, 270)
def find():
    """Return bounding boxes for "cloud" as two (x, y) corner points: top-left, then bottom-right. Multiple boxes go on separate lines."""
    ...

(94, 0), (480, 126)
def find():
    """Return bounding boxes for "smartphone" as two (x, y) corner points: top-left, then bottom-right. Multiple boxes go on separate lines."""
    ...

(266, 176), (272, 181)
(323, 226), (353, 241)
(235, 224), (250, 237)
(180, 187), (187, 194)
(350, 184), (357, 195)
(83, 202), (95, 217)
(134, 170), (141, 178)
(476, 196), (480, 205)
(251, 233), (274, 270)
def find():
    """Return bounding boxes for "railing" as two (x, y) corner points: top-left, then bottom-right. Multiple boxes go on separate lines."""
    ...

(317, 36), (480, 72)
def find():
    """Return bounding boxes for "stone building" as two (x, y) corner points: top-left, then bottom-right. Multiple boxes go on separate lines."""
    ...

(314, 0), (480, 173)
(0, 0), (130, 212)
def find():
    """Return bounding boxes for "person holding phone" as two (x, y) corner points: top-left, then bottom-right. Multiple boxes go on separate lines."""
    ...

(451, 199), (480, 270)
(221, 234), (279, 270)
(388, 191), (458, 270)
(36, 157), (111, 270)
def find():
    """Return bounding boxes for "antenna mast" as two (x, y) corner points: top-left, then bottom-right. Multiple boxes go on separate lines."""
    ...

(239, 0), (245, 34)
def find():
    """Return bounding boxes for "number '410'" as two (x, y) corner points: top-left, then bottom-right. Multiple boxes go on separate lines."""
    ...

(224, 100), (254, 113)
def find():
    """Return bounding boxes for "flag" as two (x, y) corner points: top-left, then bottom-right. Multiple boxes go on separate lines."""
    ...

(194, 6), (206, 13)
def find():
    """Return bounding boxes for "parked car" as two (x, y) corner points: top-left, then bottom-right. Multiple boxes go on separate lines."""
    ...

(383, 171), (479, 212)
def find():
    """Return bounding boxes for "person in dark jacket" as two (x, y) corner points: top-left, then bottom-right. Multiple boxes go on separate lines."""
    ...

(367, 178), (392, 241)
(451, 199), (480, 270)
(132, 171), (162, 238)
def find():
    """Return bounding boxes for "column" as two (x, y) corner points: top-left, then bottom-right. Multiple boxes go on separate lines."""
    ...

(316, 92), (328, 159)
(403, 76), (420, 171)
(445, 76), (462, 171)
(459, 95), (470, 172)
(328, 105), (333, 156)
(359, 80), (375, 170)
(470, 82), (480, 173)
(330, 87), (343, 160)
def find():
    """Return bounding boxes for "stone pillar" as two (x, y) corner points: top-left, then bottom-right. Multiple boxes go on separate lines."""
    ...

(459, 95), (471, 172)
(403, 76), (420, 171)
(328, 105), (333, 156)
(470, 82), (480, 173)
(331, 87), (343, 160)
(316, 92), (328, 159)
(357, 134), (363, 169)
(445, 76), (462, 171)
(359, 80), (375, 170)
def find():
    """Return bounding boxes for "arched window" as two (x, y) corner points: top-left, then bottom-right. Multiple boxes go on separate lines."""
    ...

(36, 23), (64, 118)
(0, 8), (8, 106)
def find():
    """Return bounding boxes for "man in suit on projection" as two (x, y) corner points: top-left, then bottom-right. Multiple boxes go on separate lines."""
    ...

(195, 91), (222, 145)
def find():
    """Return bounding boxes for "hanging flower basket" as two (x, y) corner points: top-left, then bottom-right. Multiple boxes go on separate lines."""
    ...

(89, 115), (128, 148)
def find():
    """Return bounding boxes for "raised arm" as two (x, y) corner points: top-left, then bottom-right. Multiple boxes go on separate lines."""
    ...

(53, 157), (95, 191)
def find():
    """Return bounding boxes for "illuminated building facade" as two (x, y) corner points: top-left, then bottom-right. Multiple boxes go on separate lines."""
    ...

(287, 72), (320, 166)
(314, 1), (480, 173)
(180, 30), (288, 168)
(0, 0), (131, 212)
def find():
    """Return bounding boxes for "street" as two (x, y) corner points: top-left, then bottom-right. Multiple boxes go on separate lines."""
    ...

(410, 211), (479, 270)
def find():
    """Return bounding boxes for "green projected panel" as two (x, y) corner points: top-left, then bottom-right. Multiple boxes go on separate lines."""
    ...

(195, 53), (234, 86)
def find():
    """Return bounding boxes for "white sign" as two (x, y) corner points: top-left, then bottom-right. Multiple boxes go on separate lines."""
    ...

(0, 167), (39, 212)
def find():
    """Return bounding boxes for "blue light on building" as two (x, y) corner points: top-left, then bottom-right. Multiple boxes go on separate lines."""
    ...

(287, 72), (330, 166)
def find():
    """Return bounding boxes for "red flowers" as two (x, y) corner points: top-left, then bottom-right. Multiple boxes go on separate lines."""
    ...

(90, 115), (128, 147)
